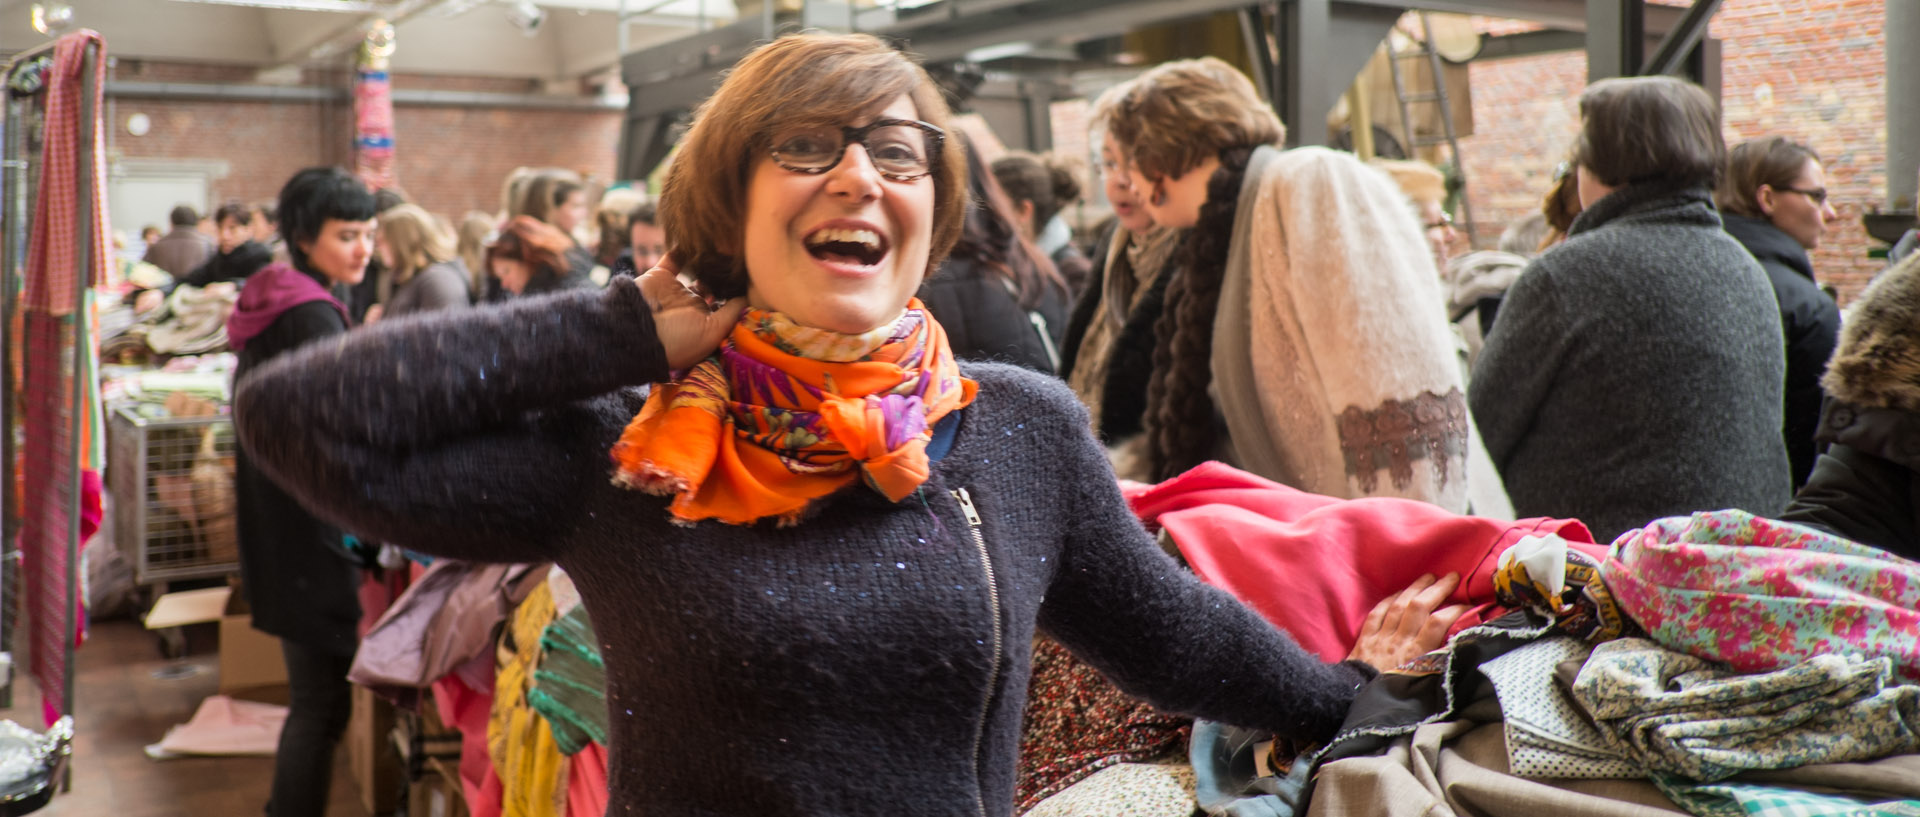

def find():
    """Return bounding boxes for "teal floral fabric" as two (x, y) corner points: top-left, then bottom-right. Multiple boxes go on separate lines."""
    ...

(1655, 776), (1920, 817)
(1600, 511), (1920, 683)
(1572, 638), (1920, 782)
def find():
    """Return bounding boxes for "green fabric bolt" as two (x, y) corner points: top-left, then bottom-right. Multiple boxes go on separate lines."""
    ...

(528, 606), (609, 756)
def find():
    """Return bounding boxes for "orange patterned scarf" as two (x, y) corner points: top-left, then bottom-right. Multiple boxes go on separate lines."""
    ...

(609, 299), (977, 526)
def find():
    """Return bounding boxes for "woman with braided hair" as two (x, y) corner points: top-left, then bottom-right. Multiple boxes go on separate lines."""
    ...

(1105, 57), (1498, 514)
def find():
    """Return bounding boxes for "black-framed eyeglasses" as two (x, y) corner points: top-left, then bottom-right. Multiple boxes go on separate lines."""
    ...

(1777, 185), (1829, 205)
(768, 118), (946, 182)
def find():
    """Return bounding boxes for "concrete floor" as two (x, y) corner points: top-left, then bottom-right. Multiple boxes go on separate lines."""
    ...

(0, 617), (370, 817)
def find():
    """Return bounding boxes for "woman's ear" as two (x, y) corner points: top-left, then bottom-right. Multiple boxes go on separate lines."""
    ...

(1756, 185), (1778, 217)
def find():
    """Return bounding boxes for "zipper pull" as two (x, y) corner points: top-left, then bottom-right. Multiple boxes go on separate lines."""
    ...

(950, 487), (983, 527)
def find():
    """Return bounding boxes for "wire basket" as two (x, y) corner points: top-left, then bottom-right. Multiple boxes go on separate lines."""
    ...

(107, 406), (240, 586)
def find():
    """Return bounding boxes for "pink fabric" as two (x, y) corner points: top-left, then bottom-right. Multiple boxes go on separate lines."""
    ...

(1126, 462), (1604, 662)
(566, 742), (609, 817)
(432, 672), (503, 817)
(23, 30), (109, 317)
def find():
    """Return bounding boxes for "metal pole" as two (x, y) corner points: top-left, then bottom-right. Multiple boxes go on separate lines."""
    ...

(0, 92), (21, 714)
(65, 39), (101, 728)
(1890, 0), (1920, 212)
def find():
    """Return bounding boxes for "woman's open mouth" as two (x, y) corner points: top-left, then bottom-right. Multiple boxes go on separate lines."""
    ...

(804, 225), (891, 268)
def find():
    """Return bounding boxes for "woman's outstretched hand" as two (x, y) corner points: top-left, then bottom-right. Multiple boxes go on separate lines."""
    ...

(636, 258), (747, 371)
(1346, 572), (1469, 672)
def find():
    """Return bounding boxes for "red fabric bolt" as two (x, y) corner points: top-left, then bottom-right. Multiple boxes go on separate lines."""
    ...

(1125, 462), (1606, 663)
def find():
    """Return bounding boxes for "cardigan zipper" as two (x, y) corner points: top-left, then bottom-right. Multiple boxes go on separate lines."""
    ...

(951, 486), (1001, 817)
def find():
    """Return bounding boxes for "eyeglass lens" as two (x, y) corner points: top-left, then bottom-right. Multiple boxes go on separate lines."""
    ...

(771, 121), (936, 179)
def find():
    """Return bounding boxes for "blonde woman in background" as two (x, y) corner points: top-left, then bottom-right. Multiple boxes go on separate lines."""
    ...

(592, 187), (649, 282)
(456, 211), (495, 300)
(365, 204), (472, 323)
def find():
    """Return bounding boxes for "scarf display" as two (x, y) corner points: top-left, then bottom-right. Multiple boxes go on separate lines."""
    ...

(610, 299), (977, 526)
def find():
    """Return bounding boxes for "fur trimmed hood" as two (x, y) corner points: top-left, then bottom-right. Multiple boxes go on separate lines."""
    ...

(1824, 252), (1920, 413)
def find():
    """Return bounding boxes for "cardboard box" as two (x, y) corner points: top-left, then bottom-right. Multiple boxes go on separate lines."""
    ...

(143, 584), (289, 696)
(349, 684), (401, 816)
(218, 592), (288, 694)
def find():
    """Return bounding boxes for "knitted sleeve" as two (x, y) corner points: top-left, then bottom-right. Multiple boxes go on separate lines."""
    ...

(232, 276), (671, 562)
(1466, 256), (1568, 471)
(1032, 382), (1376, 745)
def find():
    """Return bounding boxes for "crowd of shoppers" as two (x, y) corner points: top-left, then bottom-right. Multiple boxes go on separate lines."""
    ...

(195, 29), (1913, 817)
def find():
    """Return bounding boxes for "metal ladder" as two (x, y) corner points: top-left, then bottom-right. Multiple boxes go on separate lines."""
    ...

(1385, 11), (1475, 244)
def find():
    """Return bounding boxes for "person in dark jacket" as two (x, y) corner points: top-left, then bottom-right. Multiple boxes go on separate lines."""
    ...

(175, 201), (274, 290)
(225, 167), (377, 817)
(487, 215), (592, 298)
(918, 143), (1071, 373)
(143, 204), (215, 279)
(228, 34), (1460, 817)
(992, 151), (1094, 298)
(1780, 251), (1920, 561)
(1470, 76), (1790, 543)
(1717, 136), (1843, 490)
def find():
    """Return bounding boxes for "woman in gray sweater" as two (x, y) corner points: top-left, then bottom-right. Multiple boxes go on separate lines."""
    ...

(234, 33), (1456, 817)
(1469, 76), (1791, 543)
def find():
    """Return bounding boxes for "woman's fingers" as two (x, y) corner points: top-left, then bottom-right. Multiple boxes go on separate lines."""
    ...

(703, 298), (747, 348)
(1410, 572), (1461, 614)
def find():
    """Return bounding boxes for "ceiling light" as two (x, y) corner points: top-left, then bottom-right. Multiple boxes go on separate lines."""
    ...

(30, 2), (76, 35)
(505, 0), (544, 36)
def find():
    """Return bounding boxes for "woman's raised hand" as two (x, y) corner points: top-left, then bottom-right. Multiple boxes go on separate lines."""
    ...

(1345, 572), (1468, 672)
(636, 257), (747, 370)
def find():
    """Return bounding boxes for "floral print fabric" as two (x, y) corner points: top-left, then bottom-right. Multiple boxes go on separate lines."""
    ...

(1016, 637), (1191, 812)
(1600, 511), (1920, 683)
(1572, 637), (1920, 782)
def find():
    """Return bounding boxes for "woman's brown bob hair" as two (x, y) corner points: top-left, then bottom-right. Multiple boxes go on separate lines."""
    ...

(1716, 136), (1821, 220)
(1572, 75), (1724, 190)
(659, 33), (968, 301)
(1105, 57), (1285, 185)
(485, 216), (572, 284)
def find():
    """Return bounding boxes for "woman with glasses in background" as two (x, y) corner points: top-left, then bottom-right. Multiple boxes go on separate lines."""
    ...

(1716, 136), (1843, 491)
(230, 33), (1461, 816)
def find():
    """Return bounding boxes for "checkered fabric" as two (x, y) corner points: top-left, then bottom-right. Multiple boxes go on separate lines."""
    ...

(22, 30), (109, 317)
(1657, 776), (1920, 817)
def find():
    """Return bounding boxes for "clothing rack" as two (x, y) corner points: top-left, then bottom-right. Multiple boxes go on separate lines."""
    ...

(1, 33), (100, 768)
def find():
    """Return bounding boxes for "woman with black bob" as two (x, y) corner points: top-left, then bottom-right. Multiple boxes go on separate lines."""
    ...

(1469, 76), (1790, 541)
(1715, 136), (1843, 491)
(231, 34), (1456, 816)
(225, 166), (377, 817)
(918, 143), (1072, 372)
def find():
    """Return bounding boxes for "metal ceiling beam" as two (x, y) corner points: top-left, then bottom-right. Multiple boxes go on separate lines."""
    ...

(1333, 0), (1682, 33)
(1641, 0), (1719, 76)
(1586, 0), (1644, 81)
(1275, 0), (1330, 147)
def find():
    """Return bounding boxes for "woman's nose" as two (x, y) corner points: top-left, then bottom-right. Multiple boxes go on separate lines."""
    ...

(825, 143), (883, 200)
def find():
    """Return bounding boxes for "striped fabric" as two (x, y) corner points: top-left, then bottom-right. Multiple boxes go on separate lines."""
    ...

(22, 30), (109, 317)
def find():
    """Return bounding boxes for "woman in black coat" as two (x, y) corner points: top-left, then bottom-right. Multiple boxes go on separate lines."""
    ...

(917, 143), (1070, 373)
(1716, 136), (1843, 490)
(225, 167), (377, 817)
(1781, 251), (1920, 562)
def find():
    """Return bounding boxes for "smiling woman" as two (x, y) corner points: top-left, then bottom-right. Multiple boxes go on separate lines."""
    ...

(227, 33), (1459, 817)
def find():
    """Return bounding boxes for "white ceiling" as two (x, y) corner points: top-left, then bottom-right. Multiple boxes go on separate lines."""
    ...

(0, 0), (735, 80)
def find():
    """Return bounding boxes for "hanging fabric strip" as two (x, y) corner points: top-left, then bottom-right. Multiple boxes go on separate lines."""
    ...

(22, 30), (109, 318)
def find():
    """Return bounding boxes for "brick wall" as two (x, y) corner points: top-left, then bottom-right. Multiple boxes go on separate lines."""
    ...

(106, 60), (621, 226)
(1460, 0), (1889, 304)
